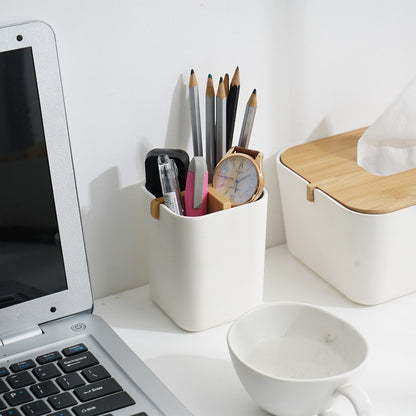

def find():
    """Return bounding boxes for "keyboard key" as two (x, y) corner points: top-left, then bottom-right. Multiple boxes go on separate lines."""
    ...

(0, 379), (9, 393)
(10, 360), (36, 373)
(0, 398), (5, 410)
(32, 364), (61, 381)
(62, 344), (88, 357)
(74, 378), (122, 402)
(72, 391), (135, 416)
(6, 372), (36, 389)
(0, 368), (10, 377)
(21, 400), (51, 416)
(0, 409), (22, 416)
(30, 380), (60, 398)
(36, 352), (62, 365)
(58, 352), (98, 373)
(56, 373), (85, 391)
(49, 411), (71, 416)
(81, 365), (110, 383)
(48, 392), (77, 410)
(4, 388), (33, 406)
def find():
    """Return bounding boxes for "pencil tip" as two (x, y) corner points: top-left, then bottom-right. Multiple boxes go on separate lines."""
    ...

(191, 69), (194, 74)
(208, 74), (212, 79)
(253, 89), (257, 94)
(219, 77), (223, 82)
(236, 66), (239, 70)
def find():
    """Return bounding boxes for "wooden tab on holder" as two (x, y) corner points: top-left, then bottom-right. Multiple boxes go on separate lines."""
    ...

(150, 185), (231, 219)
(207, 185), (232, 213)
(150, 196), (165, 219)
(306, 177), (343, 202)
(306, 183), (315, 202)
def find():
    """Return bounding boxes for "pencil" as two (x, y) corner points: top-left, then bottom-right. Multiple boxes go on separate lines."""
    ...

(238, 89), (257, 148)
(226, 66), (240, 150)
(205, 74), (216, 181)
(216, 77), (227, 164)
(189, 69), (203, 156)
(224, 73), (230, 96)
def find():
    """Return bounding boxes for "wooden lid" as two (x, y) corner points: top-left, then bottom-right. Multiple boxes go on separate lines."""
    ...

(280, 127), (416, 214)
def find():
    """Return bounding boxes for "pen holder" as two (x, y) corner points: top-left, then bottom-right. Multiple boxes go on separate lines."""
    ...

(141, 183), (268, 331)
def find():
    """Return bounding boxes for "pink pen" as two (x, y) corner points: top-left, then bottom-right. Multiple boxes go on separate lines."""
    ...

(184, 156), (208, 216)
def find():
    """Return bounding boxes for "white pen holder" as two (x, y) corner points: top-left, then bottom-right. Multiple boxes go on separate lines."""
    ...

(141, 184), (268, 331)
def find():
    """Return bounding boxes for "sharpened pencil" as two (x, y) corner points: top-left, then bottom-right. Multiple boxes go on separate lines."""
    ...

(226, 66), (240, 149)
(224, 73), (230, 96)
(216, 77), (227, 164)
(238, 89), (257, 148)
(205, 74), (216, 181)
(189, 69), (203, 156)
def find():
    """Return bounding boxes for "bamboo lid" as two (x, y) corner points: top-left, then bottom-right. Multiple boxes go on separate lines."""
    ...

(280, 127), (416, 214)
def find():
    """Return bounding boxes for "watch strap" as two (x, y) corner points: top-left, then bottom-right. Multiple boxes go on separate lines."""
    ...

(232, 146), (260, 160)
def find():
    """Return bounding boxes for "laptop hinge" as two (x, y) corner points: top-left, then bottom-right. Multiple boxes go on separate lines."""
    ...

(1, 326), (43, 346)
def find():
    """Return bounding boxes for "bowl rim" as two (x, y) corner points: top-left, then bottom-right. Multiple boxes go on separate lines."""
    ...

(227, 301), (369, 383)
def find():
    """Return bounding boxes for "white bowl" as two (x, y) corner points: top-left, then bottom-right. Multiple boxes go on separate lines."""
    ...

(227, 302), (371, 416)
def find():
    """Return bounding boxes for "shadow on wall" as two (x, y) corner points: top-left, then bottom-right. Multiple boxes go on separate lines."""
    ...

(266, 116), (334, 247)
(264, 153), (285, 248)
(304, 116), (333, 143)
(82, 74), (192, 300)
(137, 74), (191, 166)
(81, 167), (148, 299)
(164, 74), (191, 149)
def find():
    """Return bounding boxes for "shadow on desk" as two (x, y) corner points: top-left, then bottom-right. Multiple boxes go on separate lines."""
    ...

(146, 354), (269, 416)
(95, 285), (184, 334)
(96, 245), (367, 339)
(264, 245), (367, 309)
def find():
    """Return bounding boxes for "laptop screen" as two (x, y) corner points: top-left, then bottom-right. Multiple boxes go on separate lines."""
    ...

(0, 46), (67, 309)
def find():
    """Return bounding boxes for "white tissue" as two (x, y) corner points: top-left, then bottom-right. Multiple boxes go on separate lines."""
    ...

(357, 77), (416, 176)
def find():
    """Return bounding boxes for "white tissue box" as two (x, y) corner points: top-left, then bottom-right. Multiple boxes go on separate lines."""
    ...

(141, 184), (267, 331)
(276, 127), (416, 305)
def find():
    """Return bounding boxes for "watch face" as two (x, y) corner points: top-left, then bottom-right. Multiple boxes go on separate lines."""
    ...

(213, 154), (259, 204)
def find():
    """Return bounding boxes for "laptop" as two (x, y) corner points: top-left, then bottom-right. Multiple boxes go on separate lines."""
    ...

(0, 21), (191, 416)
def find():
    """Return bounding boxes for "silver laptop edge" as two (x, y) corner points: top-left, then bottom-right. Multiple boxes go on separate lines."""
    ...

(0, 21), (192, 416)
(0, 21), (92, 339)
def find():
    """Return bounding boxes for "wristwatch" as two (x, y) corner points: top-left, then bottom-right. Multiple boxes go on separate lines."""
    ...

(212, 146), (264, 206)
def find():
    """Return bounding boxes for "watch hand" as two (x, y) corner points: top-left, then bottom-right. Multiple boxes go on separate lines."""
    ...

(234, 180), (240, 194)
(219, 175), (234, 181)
(237, 174), (251, 182)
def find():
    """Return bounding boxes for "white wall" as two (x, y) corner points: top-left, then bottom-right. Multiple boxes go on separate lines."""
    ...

(2, 0), (416, 298)
(288, 0), (416, 139)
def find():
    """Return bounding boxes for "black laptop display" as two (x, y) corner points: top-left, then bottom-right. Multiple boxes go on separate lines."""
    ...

(0, 47), (67, 308)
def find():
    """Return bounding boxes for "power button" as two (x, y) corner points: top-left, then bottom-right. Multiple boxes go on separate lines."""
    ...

(71, 322), (86, 332)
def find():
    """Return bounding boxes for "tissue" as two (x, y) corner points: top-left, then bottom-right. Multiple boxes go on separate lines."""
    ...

(357, 77), (416, 176)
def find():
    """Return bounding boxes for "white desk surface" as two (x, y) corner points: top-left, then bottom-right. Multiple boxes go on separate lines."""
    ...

(94, 244), (415, 416)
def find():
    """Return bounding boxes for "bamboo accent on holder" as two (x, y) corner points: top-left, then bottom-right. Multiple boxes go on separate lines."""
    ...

(150, 185), (231, 219)
(280, 127), (416, 214)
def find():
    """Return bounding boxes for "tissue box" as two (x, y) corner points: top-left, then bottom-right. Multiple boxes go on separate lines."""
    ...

(276, 127), (416, 305)
(141, 184), (268, 331)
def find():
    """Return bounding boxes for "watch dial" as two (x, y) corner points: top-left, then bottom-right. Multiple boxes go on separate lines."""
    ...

(213, 155), (259, 204)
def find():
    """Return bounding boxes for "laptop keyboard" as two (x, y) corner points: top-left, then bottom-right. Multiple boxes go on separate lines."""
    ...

(0, 343), (147, 416)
